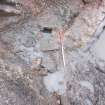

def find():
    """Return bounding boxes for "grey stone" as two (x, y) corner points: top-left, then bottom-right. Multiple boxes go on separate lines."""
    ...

(0, 0), (105, 105)
(39, 36), (59, 52)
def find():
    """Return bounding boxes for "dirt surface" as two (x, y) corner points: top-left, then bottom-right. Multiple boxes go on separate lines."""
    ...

(0, 0), (105, 105)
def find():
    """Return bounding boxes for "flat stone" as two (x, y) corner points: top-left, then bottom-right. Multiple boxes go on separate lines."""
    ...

(43, 71), (66, 95)
(92, 30), (105, 60)
(39, 37), (59, 51)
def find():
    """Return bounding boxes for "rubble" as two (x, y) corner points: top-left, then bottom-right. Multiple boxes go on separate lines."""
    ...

(0, 0), (105, 105)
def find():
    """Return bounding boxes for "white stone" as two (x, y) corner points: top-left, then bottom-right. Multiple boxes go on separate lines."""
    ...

(79, 81), (94, 93)
(43, 71), (66, 95)
(92, 30), (105, 60)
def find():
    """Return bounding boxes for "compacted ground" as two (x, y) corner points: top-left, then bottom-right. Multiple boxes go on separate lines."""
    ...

(0, 0), (105, 105)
